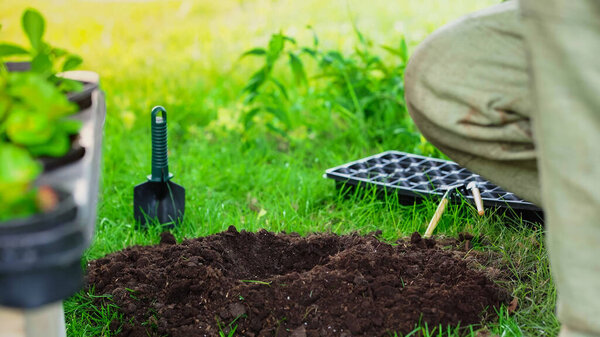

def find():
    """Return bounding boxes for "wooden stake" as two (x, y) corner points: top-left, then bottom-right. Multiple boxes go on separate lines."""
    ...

(467, 182), (485, 216)
(471, 186), (484, 216)
(424, 197), (449, 238)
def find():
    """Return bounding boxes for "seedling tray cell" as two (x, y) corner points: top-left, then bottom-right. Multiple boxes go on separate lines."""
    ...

(325, 151), (543, 220)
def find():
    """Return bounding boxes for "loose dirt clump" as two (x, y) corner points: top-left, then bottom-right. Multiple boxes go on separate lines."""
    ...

(86, 227), (511, 337)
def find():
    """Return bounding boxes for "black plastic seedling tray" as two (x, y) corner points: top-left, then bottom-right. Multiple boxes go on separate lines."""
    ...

(325, 151), (543, 222)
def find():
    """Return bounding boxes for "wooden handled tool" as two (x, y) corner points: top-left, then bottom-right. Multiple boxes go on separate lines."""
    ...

(424, 198), (449, 238)
(423, 184), (463, 238)
(467, 182), (484, 216)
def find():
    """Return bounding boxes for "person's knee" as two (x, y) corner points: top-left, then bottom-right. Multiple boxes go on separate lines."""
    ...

(405, 0), (521, 141)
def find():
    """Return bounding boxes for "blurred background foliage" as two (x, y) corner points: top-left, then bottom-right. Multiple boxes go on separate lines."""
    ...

(0, 0), (501, 254)
(1, 0), (495, 153)
(1, 1), (498, 229)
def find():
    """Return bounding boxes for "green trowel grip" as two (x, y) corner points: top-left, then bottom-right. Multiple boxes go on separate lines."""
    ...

(150, 106), (172, 182)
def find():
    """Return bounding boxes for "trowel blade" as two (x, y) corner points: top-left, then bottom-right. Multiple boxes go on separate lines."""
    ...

(133, 180), (185, 227)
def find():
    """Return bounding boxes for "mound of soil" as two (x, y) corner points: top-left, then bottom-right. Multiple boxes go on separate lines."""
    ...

(86, 227), (511, 337)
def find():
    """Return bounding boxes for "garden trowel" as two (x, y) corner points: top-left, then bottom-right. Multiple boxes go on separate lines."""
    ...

(423, 184), (464, 238)
(134, 106), (185, 227)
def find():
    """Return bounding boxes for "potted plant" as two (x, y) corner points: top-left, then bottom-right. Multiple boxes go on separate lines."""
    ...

(0, 8), (105, 312)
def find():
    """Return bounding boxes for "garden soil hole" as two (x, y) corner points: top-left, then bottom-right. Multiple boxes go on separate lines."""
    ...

(86, 227), (511, 337)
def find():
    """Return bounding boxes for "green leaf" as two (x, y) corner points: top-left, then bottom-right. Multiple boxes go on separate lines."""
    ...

(22, 8), (45, 51)
(62, 54), (83, 71)
(267, 34), (285, 63)
(0, 142), (41, 183)
(0, 142), (42, 206)
(5, 107), (53, 146)
(240, 48), (266, 58)
(243, 67), (268, 94)
(57, 118), (82, 135)
(321, 51), (345, 67)
(282, 36), (296, 44)
(0, 43), (29, 58)
(265, 122), (287, 137)
(300, 47), (317, 58)
(243, 91), (259, 104)
(7, 72), (77, 119)
(31, 52), (52, 74)
(51, 47), (67, 58)
(57, 78), (84, 93)
(269, 78), (288, 100)
(242, 107), (261, 129)
(352, 22), (367, 46)
(366, 55), (382, 67)
(288, 52), (307, 86)
(265, 106), (290, 128)
(27, 129), (71, 157)
(381, 45), (401, 57)
(399, 37), (408, 63)
(0, 94), (10, 122)
(306, 25), (319, 47)
(383, 38), (409, 63)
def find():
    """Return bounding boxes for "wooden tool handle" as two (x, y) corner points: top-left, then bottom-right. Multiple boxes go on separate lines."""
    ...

(471, 186), (484, 216)
(424, 197), (449, 238)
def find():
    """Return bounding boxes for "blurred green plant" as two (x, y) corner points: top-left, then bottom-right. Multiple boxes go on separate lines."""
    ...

(239, 32), (299, 137)
(0, 8), (83, 221)
(0, 72), (81, 156)
(0, 8), (83, 92)
(238, 26), (442, 156)
(311, 26), (408, 132)
(0, 143), (41, 220)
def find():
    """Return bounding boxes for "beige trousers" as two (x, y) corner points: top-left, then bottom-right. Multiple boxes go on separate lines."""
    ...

(405, 1), (600, 336)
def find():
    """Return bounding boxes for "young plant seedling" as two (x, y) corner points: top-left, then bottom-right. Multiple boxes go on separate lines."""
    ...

(133, 106), (185, 227)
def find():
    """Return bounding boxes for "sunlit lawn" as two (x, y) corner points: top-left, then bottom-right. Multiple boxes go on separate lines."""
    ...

(1, 0), (559, 335)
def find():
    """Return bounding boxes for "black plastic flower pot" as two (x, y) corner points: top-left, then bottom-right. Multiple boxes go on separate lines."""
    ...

(0, 191), (83, 308)
(0, 66), (105, 308)
(67, 80), (99, 111)
(4, 61), (31, 72)
(37, 135), (86, 172)
(35, 70), (106, 244)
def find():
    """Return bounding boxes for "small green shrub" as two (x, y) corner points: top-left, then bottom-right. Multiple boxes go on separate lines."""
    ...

(239, 32), (300, 137)
(238, 27), (443, 157)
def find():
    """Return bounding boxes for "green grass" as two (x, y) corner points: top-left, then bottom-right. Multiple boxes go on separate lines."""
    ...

(0, 0), (559, 335)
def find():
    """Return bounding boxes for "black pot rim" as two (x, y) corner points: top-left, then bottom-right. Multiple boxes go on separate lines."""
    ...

(0, 259), (83, 309)
(4, 61), (30, 72)
(5, 61), (99, 109)
(0, 189), (77, 233)
(67, 81), (98, 109)
(38, 135), (86, 172)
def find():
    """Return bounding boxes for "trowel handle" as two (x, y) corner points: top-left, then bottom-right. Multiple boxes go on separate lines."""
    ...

(424, 197), (449, 238)
(150, 106), (171, 182)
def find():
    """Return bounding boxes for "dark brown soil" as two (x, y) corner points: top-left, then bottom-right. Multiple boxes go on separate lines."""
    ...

(86, 227), (511, 337)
